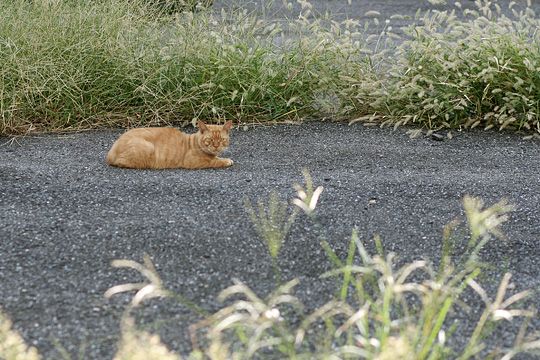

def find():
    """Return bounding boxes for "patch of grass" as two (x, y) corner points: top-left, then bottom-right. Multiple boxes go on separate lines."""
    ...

(3, 0), (539, 135)
(147, 0), (213, 14)
(105, 192), (538, 359)
(0, 0), (149, 133)
(365, 0), (540, 132)
(0, 0), (368, 135)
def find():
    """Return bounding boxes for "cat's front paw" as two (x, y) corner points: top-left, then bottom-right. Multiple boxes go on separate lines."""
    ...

(223, 158), (234, 167)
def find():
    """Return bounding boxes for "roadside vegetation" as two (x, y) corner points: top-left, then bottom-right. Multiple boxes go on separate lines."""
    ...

(0, 0), (367, 134)
(1, 0), (539, 135)
(362, 0), (540, 134)
(2, 171), (540, 359)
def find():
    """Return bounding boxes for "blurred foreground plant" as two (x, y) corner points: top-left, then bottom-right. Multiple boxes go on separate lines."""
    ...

(103, 255), (179, 360)
(188, 195), (539, 359)
(245, 192), (297, 284)
(3, 176), (537, 359)
(105, 168), (539, 359)
(0, 310), (41, 360)
(292, 168), (324, 217)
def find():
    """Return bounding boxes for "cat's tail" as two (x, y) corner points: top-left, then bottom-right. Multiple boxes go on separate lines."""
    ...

(105, 142), (119, 166)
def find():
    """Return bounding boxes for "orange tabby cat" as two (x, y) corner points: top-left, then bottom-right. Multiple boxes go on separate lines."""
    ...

(106, 120), (233, 169)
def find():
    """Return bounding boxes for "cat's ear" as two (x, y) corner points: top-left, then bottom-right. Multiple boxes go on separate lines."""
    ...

(223, 120), (233, 131)
(197, 120), (208, 133)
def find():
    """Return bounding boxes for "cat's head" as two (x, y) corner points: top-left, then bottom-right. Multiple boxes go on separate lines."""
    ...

(197, 120), (232, 155)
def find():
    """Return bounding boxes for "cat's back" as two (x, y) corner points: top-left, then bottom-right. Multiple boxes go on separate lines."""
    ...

(117, 127), (183, 143)
(107, 127), (187, 168)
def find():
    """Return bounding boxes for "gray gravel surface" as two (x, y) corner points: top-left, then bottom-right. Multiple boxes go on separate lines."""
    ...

(1, 122), (540, 359)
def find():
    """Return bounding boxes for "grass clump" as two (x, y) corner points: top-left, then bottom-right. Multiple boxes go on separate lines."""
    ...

(0, 0), (368, 135)
(0, 0), (148, 133)
(1, 0), (540, 135)
(114, 318), (180, 360)
(188, 195), (534, 360)
(147, 0), (213, 14)
(366, 0), (540, 132)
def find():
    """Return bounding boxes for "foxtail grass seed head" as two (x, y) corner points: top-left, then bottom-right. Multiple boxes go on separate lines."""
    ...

(105, 255), (168, 307)
(463, 196), (514, 242)
(293, 169), (324, 216)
